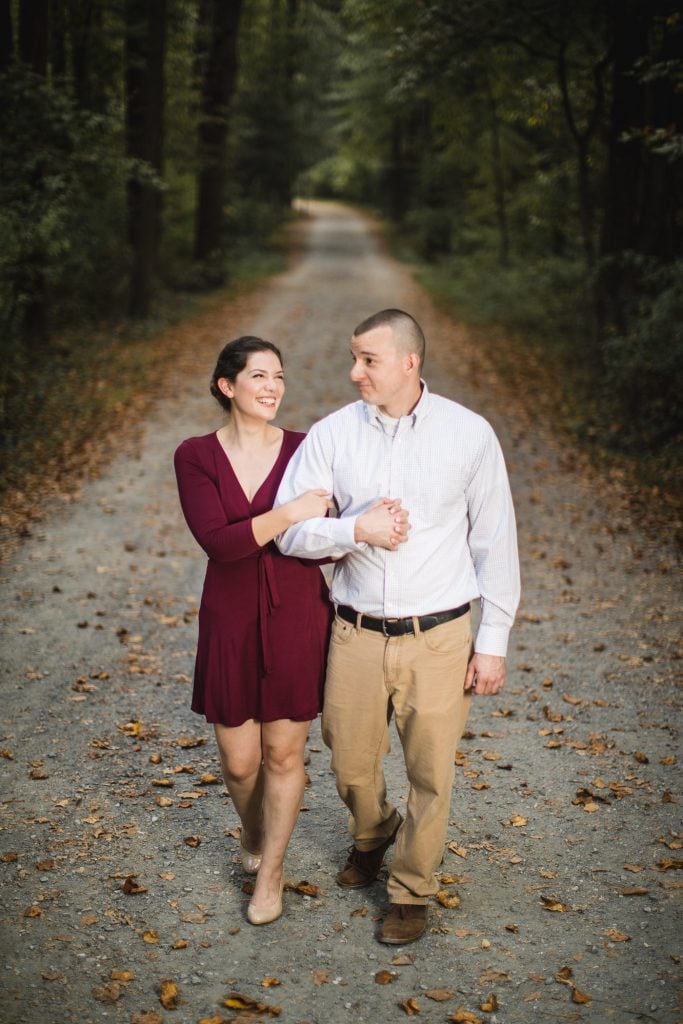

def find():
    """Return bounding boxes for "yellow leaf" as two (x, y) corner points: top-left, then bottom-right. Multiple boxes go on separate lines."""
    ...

(172, 938), (188, 949)
(111, 969), (135, 983)
(159, 979), (180, 1010)
(447, 842), (468, 858)
(436, 890), (461, 909)
(480, 993), (499, 1012)
(261, 977), (281, 987)
(400, 997), (421, 1015)
(143, 930), (159, 944)
(508, 814), (528, 827)
(571, 986), (592, 1005)
(118, 721), (143, 737)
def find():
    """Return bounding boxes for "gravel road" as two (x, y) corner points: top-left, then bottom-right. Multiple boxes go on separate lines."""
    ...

(1, 201), (681, 1024)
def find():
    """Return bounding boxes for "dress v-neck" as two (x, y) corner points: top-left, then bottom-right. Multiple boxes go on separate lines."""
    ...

(214, 429), (287, 507)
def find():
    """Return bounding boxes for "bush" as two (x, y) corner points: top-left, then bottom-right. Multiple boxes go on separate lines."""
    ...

(601, 258), (683, 448)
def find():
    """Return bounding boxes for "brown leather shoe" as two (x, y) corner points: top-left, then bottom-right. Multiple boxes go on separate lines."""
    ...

(336, 817), (402, 889)
(377, 903), (427, 945)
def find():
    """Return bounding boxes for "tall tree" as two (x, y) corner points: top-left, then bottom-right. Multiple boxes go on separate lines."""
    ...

(125, 0), (167, 317)
(0, 0), (13, 71)
(194, 0), (243, 269)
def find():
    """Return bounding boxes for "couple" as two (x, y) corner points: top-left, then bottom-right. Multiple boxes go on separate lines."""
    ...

(174, 308), (520, 944)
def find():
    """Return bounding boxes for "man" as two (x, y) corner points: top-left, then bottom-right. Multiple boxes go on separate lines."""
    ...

(276, 309), (520, 944)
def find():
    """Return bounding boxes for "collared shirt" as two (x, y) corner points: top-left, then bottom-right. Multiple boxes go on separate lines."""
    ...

(275, 383), (520, 656)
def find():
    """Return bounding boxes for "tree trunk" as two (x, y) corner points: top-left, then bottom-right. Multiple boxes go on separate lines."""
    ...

(19, 0), (48, 75)
(484, 73), (509, 267)
(18, 0), (49, 345)
(598, 0), (683, 333)
(51, 0), (67, 78)
(0, 0), (13, 71)
(193, 0), (244, 268)
(125, 0), (166, 318)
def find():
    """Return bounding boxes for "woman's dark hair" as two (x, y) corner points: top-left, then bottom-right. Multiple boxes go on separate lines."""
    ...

(210, 336), (283, 413)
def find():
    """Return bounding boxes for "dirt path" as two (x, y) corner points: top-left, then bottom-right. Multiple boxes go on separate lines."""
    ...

(1, 202), (680, 1024)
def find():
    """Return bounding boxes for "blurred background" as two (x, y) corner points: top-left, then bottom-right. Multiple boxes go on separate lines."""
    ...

(1, 0), (681, 521)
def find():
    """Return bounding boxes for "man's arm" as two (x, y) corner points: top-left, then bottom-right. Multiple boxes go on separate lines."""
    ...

(275, 423), (409, 558)
(464, 426), (521, 694)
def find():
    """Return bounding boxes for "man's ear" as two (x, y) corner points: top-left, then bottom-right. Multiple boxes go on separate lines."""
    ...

(405, 352), (420, 374)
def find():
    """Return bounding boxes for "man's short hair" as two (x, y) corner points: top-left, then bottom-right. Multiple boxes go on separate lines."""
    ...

(353, 309), (425, 371)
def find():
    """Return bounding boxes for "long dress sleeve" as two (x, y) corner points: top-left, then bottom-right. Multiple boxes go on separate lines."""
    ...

(174, 438), (261, 562)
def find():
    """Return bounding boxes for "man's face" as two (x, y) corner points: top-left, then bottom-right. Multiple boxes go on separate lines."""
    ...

(349, 325), (413, 414)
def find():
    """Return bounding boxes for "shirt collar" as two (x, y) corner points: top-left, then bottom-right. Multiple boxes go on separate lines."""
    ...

(362, 380), (431, 429)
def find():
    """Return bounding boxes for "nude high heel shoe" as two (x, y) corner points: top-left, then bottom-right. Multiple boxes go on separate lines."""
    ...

(240, 835), (262, 875)
(247, 879), (284, 926)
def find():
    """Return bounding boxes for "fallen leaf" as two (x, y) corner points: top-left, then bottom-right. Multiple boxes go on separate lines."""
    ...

(223, 992), (281, 1016)
(554, 966), (573, 985)
(391, 953), (415, 965)
(24, 906), (42, 918)
(655, 859), (683, 871)
(287, 880), (320, 897)
(540, 896), (568, 912)
(172, 938), (188, 949)
(624, 863), (644, 872)
(81, 913), (99, 926)
(571, 986), (592, 1005)
(159, 979), (180, 1010)
(603, 928), (630, 942)
(505, 922), (519, 933)
(122, 877), (147, 895)
(177, 736), (207, 749)
(183, 835), (201, 848)
(539, 869), (557, 879)
(620, 886), (649, 896)
(483, 751), (500, 761)
(375, 970), (398, 984)
(92, 982), (123, 1003)
(312, 969), (329, 984)
(118, 721), (143, 737)
(143, 930), (159, 944)
(660, 755), (677, 766)
(111, 969), (135, 983)
(508, 815), (528, 827)
(447, 842), (468, 858)
(562, 694), (582, 705)
(400, 997), (421, 1016)
(132, 1012), (163, 1024)
(351, 906), (368, 917)
(199, 772), (221, 784)
(425, 989), (453, 1001)
(633, 751), (649, 764)
(479, 994), (499, 1012)
(436, 890), (461, 909)
(1, 852), (18, 863)
(448, 1009), (483, 1023)
(261, 977), (281, 987)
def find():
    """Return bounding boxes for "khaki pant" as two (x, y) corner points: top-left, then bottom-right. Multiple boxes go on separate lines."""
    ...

(321, 611), (473, 904)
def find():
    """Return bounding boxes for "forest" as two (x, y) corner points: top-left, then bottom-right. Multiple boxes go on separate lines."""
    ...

(1, 0), (681, 498)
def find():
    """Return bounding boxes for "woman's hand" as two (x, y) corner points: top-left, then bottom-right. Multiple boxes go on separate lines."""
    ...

(286, 489), (333, 524)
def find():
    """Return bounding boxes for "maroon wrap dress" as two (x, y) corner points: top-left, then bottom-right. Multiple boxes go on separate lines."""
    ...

(174, 430), (332, 727)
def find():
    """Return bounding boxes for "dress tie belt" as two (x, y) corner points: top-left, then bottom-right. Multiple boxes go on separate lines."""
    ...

(336, 603), (469, 637)
(258, 550), (281, 673)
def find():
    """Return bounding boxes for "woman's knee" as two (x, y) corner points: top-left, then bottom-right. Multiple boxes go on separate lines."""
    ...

(221, 753), (262, 785)
(262, 743), (303, 776)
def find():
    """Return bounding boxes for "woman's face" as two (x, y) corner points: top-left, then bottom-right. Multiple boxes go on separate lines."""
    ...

(219, 350), (285, 421)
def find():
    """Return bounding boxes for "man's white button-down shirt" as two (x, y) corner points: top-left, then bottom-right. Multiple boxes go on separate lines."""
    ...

(275, 383), (520, 656)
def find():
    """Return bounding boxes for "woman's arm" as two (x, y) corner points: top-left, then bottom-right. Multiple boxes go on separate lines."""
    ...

(174, 440), (331, 562)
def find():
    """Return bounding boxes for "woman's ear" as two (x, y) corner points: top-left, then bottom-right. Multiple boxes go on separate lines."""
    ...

(217, 377), (233, 398)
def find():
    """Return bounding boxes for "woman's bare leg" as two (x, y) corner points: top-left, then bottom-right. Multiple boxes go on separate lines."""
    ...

(248, 719), (311, 910)
(214, 720), (265, 854)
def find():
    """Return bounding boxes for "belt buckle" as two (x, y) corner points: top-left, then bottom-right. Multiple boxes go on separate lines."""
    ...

(382, 617), (398, 637)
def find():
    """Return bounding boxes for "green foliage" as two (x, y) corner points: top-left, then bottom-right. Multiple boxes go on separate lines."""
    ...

(601, 258), (683, 448)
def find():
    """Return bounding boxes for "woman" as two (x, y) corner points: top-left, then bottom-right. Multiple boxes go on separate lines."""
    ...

(174, 336), (332, 926)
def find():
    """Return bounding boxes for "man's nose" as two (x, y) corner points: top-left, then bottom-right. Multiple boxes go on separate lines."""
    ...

(349, 361), (363, 381)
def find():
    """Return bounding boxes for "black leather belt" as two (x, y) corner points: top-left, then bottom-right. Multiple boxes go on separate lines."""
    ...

(336, 603), (469, 637)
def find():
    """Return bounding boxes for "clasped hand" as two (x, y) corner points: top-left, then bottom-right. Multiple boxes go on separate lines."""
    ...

(354, 497), (410, 549)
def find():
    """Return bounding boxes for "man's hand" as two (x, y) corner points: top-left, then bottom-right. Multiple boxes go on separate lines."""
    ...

(354, 498), (410, 550)
(465, 653), (506, 696)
